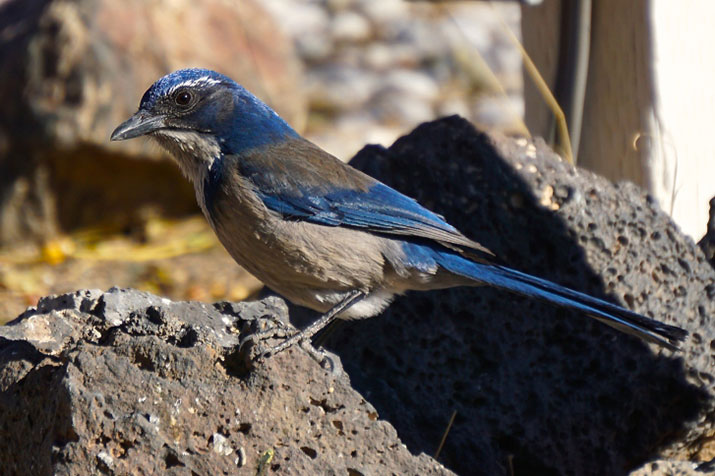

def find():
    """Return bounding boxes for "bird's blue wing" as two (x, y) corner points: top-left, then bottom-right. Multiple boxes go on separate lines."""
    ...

(260, 179), (488, 249)
(229, 140), (492, 255)
(261, 181), (451, 233)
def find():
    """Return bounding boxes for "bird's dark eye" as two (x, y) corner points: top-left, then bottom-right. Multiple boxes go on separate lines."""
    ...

(174, 90), (193, 107)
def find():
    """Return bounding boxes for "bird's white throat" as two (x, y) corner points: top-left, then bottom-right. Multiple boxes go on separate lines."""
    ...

(152, 130), (220, 183)
(152, 129), (221, 220)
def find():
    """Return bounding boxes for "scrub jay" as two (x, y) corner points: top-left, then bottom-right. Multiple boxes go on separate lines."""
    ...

(111, 69), (686, 357)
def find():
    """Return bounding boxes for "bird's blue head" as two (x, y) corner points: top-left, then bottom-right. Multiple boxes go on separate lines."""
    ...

(111, 69), (299, 159)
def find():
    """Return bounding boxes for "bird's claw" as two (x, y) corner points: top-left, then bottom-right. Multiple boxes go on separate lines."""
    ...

(298, 340), (338, 372)
(236, 317), (291, 363)
(236, 321), (338, 374)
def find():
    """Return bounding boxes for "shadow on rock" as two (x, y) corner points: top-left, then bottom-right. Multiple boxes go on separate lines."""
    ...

(306, 116), (712, 476)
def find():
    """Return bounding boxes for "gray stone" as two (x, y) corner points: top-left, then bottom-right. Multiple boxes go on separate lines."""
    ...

(382, 69), (441, 102)
(471, 94), (525, 132)
(370, 89), (435, 125)
(363, 42), (397, 70)
(262, 0), (329, 38)
(331, 10), (372, 43)
(295, 34), (335, 64)
(306, 65), (378, 111)
(367, 69), (441, 124)
(0, 287), (453, 475)
(262, 0), (333, 63)
(355, 0), (408, 27)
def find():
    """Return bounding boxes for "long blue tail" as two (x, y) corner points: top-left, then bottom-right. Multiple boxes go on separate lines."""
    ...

(430, 248), (687, 350)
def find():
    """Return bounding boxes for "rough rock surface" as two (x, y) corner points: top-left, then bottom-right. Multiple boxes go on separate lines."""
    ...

(0, 288), (451, 475)
(0, 0), (305, 243)
(631, 459), (703, 476)
(293, 116), (713, 476)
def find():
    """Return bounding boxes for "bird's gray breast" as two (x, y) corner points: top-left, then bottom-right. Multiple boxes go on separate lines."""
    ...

(200, 160), (396, 311)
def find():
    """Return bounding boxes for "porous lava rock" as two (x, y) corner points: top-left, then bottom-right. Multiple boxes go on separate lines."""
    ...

(0, 288), (451, 475)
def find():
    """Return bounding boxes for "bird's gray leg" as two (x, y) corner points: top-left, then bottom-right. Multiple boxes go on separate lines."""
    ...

(246, 290), (365, 361)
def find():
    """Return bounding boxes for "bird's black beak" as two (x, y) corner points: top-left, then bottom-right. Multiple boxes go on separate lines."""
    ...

(110, 111), (166, 141)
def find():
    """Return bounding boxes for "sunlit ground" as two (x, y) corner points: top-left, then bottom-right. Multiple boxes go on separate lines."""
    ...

(0, 216), (263, 323)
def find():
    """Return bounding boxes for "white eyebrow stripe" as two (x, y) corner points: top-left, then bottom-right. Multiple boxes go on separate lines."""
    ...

(167, 76), (221, 94)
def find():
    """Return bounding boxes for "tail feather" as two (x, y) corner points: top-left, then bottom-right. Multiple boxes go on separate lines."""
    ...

(437, 252), (687, 350)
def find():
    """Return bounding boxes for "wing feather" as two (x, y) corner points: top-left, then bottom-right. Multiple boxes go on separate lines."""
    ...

(234, 139), (494, 259)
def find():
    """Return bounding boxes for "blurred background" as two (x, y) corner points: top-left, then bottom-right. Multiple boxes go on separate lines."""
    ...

(0, 0), (713, 321)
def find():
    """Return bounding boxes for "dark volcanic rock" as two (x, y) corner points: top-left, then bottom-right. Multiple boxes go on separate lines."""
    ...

(0, 288), (451, 476)
(299, 116), (712, 475)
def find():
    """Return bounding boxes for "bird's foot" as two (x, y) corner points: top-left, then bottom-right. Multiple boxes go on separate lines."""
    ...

(298, 340), (338, 373)
(237, 324), (337, 373)
(236, 316), (293, 365)
(238, 291), (365, 370)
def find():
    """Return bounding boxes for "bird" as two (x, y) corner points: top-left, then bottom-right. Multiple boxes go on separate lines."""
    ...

(110, 68), (687, 357)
